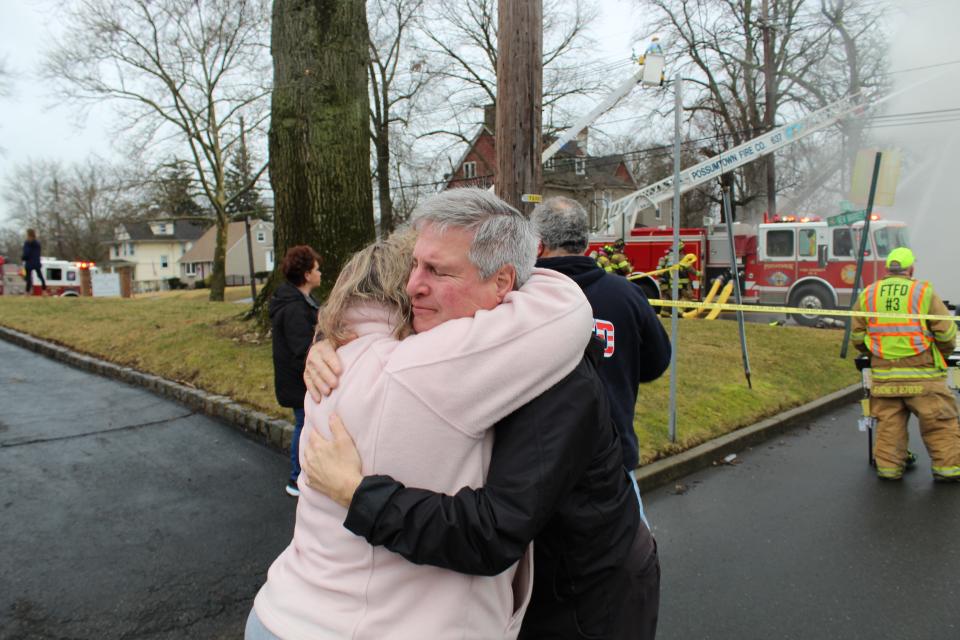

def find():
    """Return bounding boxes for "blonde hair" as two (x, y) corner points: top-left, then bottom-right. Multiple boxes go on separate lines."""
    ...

(317, 231), (415, 347)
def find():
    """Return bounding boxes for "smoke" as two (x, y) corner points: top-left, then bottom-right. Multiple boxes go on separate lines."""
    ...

(877, 0), (960, 305)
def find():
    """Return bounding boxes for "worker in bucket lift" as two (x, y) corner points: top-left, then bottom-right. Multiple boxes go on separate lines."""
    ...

(851, 247), (960, 482)
(657, 243), (699, 316)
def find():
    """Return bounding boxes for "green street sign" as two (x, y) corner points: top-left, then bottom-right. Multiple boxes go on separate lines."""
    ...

(827, 209), (866, 227)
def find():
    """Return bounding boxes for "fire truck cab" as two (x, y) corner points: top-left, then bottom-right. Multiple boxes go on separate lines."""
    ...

(747, 217), (909, 325)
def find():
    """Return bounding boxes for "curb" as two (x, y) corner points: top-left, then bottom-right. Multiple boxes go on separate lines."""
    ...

(0, 326), (294, 452)
(1, 325), (860, 484)
(634, 383), (861, 492)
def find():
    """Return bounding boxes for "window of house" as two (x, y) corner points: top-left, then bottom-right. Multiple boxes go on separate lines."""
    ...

(575, 158), (586, 175)
(114, 244), (120, 258)
(158, 223), (167, 234)
(185, 263), (197, 275)
(160, 255), (169, 269)
(128, 242), (136, 256)
(545, 158), (555, 172)
(765, 229), (794, 257)
(256, 230), (266, 243)
(463, 161), (477, 179)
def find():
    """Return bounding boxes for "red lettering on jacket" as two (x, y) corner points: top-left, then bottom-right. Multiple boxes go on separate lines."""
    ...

(594, 319), (615, 358)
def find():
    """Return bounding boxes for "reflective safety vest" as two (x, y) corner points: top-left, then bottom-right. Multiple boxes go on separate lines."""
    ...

(858, 276), (947, 380)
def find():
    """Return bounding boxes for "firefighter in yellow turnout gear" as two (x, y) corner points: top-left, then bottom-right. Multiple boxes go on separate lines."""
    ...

(657, 244), (700, 316)
(851, 247), (960, 482)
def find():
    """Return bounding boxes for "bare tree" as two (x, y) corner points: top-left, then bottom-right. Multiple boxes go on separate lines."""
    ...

(0, 56), (10, 97)
(368, 0), (429, 235)
(2, 157), (134, 262)
(43, 0), (272, 301)
(643, 0), (887, 221)
(417, 0), (603, 144)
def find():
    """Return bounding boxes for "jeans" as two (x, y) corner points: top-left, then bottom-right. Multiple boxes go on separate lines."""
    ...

(290, 408), (305, 485)
(629, 469), (650, 529)
(245, 608), (281, 640)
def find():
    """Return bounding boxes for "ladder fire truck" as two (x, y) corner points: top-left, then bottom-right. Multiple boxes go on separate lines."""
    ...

(551, 53), (911, 326)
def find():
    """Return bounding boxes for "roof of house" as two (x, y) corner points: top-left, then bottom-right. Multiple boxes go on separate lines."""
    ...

(545, 154), (637, 190)
(180, 219), (272, 264)
(118, 219), (209, 242)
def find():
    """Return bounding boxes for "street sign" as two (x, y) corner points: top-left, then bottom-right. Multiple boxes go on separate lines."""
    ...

(827, 209), (866, 227)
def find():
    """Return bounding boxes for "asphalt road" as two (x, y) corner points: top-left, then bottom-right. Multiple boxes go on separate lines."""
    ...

(645, 398), (960, 640)
(0, 340), (296, 640)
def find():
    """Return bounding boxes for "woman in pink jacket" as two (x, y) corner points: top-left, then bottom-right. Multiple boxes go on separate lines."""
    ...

(250, 227), (593, 639)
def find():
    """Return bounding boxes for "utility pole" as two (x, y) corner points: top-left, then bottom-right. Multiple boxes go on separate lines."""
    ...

(496, 0), (543, 213)
(761, 0), (777, 218)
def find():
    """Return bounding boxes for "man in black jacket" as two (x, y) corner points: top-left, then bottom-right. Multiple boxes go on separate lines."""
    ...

(532, 197), (670, 520)
(302, 189), (659, 639)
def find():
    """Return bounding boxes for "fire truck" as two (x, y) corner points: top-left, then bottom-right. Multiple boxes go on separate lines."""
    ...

(586, 214), (909, 326)
(0, 257), (99, 296)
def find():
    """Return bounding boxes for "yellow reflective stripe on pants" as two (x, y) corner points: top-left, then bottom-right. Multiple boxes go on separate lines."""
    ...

(932, 466), (960, 478)
(876, 466), (903, 479)
(872, 368), (947, 381)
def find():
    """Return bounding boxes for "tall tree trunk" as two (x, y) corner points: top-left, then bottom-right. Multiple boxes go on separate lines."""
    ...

(375, 124), (394, 236)
(209, 210), (229, 301)
(251, 0), (375, 325)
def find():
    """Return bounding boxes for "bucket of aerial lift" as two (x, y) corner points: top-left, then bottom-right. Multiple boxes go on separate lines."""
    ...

(641, 54), (665, 86)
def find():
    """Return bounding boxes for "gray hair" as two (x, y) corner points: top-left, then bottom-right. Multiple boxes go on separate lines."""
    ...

(411, 188), (537, 287)
(530, 196), (589, 254)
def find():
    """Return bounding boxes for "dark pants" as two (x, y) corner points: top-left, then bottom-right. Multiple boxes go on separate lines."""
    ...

(24, 266), (46, 292)
(289, 408), (305, 485)
(519, 529), (660, 640)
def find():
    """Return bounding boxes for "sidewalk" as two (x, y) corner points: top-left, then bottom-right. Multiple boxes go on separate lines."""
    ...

(0, 325), (860, 492)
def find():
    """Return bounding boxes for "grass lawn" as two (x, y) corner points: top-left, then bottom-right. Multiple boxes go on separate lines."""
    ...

(0, 295), (859, 460)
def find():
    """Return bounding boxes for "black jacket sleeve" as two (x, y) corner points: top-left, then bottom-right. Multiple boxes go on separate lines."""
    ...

(343, 356), (602, 576)
(636, 297), (671, 383)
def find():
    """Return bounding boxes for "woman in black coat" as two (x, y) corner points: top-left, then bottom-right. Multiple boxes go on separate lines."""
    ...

(21, 228), (46, 294)
(269, 245), (322, 497)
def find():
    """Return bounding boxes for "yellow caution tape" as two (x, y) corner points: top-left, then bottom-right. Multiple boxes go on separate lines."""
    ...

(648, 298), (959, 322)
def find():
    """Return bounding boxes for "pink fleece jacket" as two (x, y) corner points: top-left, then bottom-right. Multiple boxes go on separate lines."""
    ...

(254, 268), (593, 640)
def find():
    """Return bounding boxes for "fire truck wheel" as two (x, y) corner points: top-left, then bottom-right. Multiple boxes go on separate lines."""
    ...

(789, 284), (832, 327)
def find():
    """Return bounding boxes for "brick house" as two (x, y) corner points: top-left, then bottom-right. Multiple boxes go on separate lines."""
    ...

(444, 105), (639, 226)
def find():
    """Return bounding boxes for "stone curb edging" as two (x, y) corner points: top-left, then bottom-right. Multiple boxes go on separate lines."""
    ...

(1, 324), (861, 486)
(634, 383), (862, 492)
(0, 326), (294, 452)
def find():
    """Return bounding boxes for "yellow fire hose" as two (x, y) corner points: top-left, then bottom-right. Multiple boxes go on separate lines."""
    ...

(704, 282), (734, 320)
(627, 253), (698, 281)
(683, 277), (721, 319)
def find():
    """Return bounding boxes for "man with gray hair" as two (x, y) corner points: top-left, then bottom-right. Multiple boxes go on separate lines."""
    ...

(532, 196), (670, 485)
(304, 188), (660, 639)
